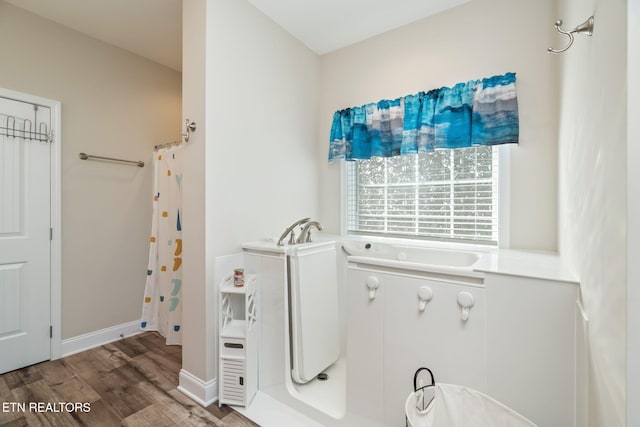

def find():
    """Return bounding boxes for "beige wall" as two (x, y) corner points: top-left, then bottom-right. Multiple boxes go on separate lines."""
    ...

(0, 1), (182, 339)
(557, 0), (627, 425)
(317, 0), (558, 251)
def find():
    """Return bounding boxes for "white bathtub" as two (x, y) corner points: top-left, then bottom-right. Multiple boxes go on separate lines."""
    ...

(341, 240), (482, 277)
(241, 237), (576, 427)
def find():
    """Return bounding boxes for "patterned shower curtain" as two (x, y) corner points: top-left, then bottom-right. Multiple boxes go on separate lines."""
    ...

(140, 145), (183, 345)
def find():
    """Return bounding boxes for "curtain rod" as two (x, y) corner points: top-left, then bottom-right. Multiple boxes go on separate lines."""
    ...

(154, 140), (182, 150)
(155, 119), (196, 150)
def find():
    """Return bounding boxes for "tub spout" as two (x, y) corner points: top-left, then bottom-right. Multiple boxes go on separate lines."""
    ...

(297, 221), (323, 244)
(277, 218), (310, 246)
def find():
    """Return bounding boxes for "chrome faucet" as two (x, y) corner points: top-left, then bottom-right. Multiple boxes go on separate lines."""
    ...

(296, 221), (323, 244)
(277, 218), (310, 246)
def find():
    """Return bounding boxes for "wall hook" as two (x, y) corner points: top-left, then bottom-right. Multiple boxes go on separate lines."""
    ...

(548, 16), (594, 54)
(365, 276), (380, 300)
(417, 286), (433, 312)
(457, 291), (474, 321)
(180, 119), (197, 142)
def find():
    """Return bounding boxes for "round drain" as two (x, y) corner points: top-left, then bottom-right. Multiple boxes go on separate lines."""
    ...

(317, 372), (329, 381)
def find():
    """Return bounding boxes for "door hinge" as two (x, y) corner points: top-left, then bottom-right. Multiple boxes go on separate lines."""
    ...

(50, 228), (53, 241)
(50, 326), (53, 338)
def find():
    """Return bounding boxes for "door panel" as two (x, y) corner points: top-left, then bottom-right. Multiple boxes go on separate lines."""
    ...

(383, 274), (486, 427)
(0, 133), (22, 234)
(346, 267), (384, 427)
(0, 263), (25, 335)
(0, 96), (51, 374)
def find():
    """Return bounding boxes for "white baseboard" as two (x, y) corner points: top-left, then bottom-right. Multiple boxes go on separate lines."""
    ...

(178, 369), (218, 407)
(60, 320), (143, 357)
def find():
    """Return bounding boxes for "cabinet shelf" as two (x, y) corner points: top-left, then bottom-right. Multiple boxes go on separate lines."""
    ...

(221, 319), (246, 339)
(220, 274), (257, 294)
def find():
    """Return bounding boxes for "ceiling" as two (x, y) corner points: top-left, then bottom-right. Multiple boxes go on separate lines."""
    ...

(4, 0), (183, 71)
(5, 0), (469, 71)
(247, 0), (469, 55)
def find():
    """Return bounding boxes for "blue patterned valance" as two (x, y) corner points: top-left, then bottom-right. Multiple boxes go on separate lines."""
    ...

(328, 72), (519, 162)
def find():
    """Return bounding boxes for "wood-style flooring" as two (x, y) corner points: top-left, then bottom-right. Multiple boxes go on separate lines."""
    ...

(0, 332), (260, 426)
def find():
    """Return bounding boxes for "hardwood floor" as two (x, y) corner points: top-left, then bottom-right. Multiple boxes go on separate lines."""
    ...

(0, 332), (260, 426)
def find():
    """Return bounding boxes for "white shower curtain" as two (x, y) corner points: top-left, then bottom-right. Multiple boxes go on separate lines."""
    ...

(140, 145), (183, 345)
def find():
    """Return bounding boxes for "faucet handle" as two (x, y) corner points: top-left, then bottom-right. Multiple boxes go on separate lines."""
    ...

(296, 220), (323, 244)
(288, 230), (296, 245)
(277, 217), (311, 246)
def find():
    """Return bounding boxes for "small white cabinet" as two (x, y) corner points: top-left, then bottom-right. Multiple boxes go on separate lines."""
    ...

(218, 273), (258, 407)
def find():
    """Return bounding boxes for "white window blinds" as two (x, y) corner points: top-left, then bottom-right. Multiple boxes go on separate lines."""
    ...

(345, 146), (498, 244)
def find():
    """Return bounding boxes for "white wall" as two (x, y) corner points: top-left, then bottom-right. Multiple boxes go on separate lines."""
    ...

(181, 0), (211, 385)
(180, 1), (633, 421)
(627, 0), (639, 424)
(317, 0), (558, 251)
(0, 1), (182, 339)
(180, 0), (319, 387)
(207, 0), (319, 257)
(557, 0), (627, 425)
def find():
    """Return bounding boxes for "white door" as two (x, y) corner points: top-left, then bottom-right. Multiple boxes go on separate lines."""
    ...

(0, 96), (51, 374)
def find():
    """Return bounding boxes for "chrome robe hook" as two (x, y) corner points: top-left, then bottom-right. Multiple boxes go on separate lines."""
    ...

(180, 119), (197, 142)
(548, 16), (594, 54)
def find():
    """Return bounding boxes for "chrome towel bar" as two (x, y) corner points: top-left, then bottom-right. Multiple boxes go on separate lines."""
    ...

(79, 152), (144, 167)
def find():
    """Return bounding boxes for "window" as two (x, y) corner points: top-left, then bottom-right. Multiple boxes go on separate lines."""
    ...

(345, 146), (499, 245)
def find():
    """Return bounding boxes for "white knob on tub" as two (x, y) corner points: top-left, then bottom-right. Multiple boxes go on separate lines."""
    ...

(417, 286), (433, 312)
(365, 276), (380, 300)
(457, 291), (475, 321)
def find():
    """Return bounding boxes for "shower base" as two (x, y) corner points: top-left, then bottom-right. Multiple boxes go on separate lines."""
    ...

(235, 357), (346, 426)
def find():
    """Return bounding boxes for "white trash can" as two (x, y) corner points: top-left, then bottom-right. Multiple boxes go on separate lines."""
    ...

(405, 368), (537, 427)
